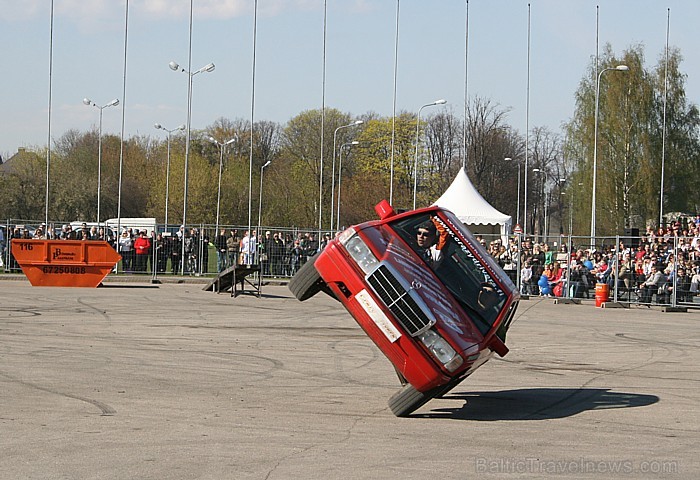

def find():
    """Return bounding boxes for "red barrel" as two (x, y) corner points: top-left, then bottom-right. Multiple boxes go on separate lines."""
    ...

(595, 283), (609, 307)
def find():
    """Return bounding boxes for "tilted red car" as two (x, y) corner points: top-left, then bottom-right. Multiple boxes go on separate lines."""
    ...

(289, 200), (519, 416)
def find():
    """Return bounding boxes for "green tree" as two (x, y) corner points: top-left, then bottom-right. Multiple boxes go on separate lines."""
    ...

(650, 47), (700, 218)
(350, 113), (415, 214)
(0, 148), (46, 221)
(281, 108), (358, 228)
(565, 44), (700, 235)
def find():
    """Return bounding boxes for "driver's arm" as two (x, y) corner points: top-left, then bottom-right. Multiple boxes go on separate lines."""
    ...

(431, 217), (448, 251)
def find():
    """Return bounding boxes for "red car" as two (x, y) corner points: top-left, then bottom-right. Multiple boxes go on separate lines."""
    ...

(289, 200), (519, 416)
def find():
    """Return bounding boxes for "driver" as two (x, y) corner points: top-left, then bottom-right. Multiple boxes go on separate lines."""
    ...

(415, 218), (447, 264)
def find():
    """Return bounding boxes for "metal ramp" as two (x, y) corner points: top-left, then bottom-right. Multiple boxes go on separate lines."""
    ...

(203, 264), (262, 297)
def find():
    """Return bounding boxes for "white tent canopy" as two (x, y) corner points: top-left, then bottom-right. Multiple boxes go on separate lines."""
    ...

(432, 167), (512, 238)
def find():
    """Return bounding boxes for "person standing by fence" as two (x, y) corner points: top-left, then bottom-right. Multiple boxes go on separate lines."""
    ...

(215, 228), (227, 272)
(118, 229), (133, 272)
(227, 229), (240, 267)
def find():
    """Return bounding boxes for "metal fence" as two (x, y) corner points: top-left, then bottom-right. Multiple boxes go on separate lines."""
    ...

(3, 218), (699, 309)
(1, 219), (331, 282)
(474, 232), (700, 309)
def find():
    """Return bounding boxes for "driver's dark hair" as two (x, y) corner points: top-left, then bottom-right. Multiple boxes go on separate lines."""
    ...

(416, 219), (436, 234)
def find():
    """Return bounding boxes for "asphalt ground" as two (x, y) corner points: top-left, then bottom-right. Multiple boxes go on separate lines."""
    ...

(0, 280), (698, 479)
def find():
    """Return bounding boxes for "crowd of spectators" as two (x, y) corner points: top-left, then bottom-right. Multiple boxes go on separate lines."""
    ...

(5, 215), (700, 304)
(2, 221), (334, 277)
(212, 228), (328, 277)
(481, 216), (700, 304)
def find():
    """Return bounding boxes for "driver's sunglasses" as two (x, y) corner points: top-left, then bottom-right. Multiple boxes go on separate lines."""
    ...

(417, 230), (433, 237)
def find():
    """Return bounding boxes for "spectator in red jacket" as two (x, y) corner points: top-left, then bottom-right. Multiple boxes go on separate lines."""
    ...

(133, 230), (151, 272)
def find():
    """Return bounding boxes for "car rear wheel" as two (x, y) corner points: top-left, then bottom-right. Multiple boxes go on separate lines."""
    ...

(288, 253), (324, 301)
(388, 383), (442, 417)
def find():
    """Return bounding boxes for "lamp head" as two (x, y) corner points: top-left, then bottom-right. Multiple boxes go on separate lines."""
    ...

(354, 120), (364, 125)
(169, 61), (180, 72)
(350, 141), (360, 146)
(224, 138), (236, 146)
(434, 99), (447, 105)
(154, 123), (162, 130)
(177, 125), (186, 131)
(262, 160), (271, 168)
(208, 136), (218, 144)
(196, 63), (215, 74)
(505, 157), (512, 161)
(83, 98), (92, 106)
(108, 99), (119, 107)
(615, 65), (629, 71)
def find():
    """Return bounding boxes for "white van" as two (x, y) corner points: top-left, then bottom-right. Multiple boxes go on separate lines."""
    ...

(105, 218), (157, 236)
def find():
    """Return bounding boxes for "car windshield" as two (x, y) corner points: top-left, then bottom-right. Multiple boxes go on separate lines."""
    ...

(390, 212), (507, 334)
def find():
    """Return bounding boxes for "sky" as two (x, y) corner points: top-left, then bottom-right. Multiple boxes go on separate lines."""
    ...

(1, 0), (698, 159)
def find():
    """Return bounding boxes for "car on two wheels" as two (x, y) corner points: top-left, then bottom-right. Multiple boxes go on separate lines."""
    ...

(289, 200), (519, 416)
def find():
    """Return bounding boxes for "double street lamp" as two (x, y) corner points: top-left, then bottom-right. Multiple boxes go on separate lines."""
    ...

(331, 120), (363, 231)
(208, 136), (236, 236)
(591, 64), (628, 248)
(169, 60), (215, 273)
(413, 99), (447, 210)
(83, 97), (119, 224)
(154, 123), (185, 228)
(336, 141), (360, 232)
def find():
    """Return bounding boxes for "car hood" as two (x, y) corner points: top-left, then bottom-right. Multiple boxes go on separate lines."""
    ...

(359, 224), (485, 354)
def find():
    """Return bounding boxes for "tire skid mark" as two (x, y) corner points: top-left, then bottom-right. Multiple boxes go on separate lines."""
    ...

(0, 307), (43, 318)
(0, 371), (116, 416)
(263, 405), (385, 480)
(76, 297), (112, 323)
(328, 338), (388, 388)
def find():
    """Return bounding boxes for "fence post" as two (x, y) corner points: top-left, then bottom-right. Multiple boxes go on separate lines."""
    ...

(516, 234), (522, 295)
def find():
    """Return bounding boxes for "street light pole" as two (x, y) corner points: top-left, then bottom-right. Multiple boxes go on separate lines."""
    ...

(169, 60), (215, 274)
(83, 97), (119, 224)
(336, 141), (359, 232)
(505, 157), (521, 226)
(532, 168), (546, 241)
(556, 177), (567, 236)
(591, 64), (628, 248)
(331, 120), (363, 231)
(154, 123), (185, 229)
(413, 99), (447, 210)
(258, 160), (271, 229)
(208, 136), (235, 236)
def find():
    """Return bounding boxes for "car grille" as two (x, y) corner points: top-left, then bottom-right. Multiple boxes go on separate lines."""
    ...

(366, 264), (434, 336)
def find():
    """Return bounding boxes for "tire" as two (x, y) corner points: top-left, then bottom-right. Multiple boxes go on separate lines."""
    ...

(434, 375), (467, 399)
(288, 253), (324, 301)
(388, 383), (442, 417)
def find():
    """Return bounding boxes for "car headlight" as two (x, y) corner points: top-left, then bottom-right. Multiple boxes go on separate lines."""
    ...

(339, 229), (379, 274)
(417, 329), (463, 372)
